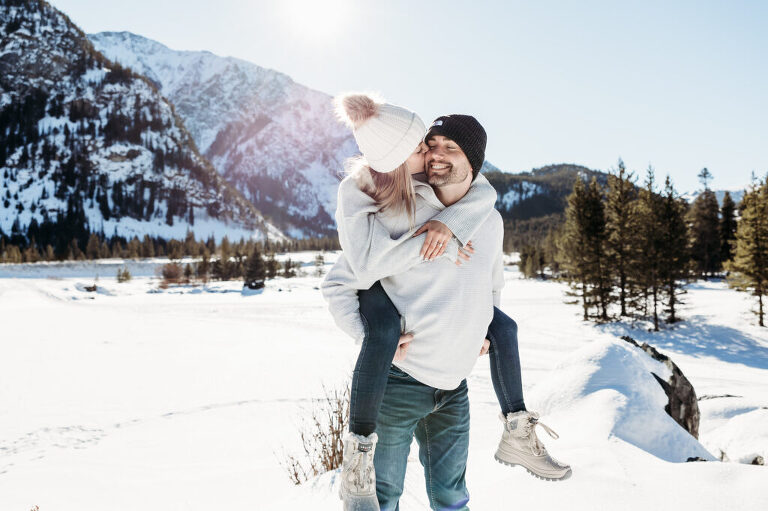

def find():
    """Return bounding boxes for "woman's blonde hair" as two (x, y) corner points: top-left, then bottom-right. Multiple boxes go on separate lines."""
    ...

(345, 156), (417, 227)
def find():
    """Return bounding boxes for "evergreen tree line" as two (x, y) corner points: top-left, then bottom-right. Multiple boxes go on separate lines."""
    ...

(0, 228), (340, 265)
(519, 161), (754, 330)
(159, 244), (327, 290)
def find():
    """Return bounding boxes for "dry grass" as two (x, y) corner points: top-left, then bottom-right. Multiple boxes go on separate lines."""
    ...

(280, 385), (350, 485)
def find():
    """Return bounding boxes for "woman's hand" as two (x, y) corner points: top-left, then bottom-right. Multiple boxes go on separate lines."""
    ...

(393, 333), (414, 362)
(455, 241), (474, 266)
(479, 338), (490, 356)
(413, 220), (454, 261)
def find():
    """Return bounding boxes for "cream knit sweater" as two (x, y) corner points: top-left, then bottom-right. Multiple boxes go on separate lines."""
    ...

(321, 169), (504, 390)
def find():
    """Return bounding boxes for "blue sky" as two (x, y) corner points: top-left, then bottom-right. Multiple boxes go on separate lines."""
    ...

(52, 0), (767, 192)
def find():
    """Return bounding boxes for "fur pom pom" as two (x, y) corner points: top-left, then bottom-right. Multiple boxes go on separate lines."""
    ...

(333, 92), (383, 128)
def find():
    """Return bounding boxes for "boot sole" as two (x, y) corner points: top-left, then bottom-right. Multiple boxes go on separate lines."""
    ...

(495, 454), (572, 481)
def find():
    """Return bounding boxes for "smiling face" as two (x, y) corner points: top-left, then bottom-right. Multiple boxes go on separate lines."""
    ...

(405, 142), (428, 175)
(425, 135), (472, 187)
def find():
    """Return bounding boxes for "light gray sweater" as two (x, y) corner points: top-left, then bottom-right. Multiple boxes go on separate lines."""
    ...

(321, 169), (504, 389)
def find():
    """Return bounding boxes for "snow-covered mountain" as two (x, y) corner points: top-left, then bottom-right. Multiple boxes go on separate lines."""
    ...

(682, 189), (745, 207)
(89, 31), (359, 238)
(0, 0), (285, 248)
(485, 163), (610, 220)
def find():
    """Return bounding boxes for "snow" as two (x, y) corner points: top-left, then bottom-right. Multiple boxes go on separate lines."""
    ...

(81, 67), (107, 85)
(0, 9), (284, 243)
(89, 31), (357, 237)
(1, 258), (766, 510)
(499, 181), (543, 210)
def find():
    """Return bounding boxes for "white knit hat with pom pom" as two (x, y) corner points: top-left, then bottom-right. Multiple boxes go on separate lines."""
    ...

(334, 92), (426, 173)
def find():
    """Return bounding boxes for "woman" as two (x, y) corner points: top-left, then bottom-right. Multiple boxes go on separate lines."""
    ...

(322, 93), (571, 510)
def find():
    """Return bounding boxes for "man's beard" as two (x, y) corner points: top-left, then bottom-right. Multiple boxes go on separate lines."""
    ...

(427, 163), (470, 187)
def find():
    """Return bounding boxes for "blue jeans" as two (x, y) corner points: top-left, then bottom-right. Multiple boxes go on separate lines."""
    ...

(375, 365), (470, 511)
(486, 306), (526, 414)
(350, 282), (525, 437)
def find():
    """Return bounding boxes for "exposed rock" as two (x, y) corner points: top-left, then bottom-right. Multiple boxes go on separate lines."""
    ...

(621, 336), (700, 439)
(752, 456), (764, 466)
(686, 457), (707, 462)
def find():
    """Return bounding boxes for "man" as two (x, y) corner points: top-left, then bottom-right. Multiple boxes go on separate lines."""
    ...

(324, 115), (569, 511)
(370, 116), (500, 510)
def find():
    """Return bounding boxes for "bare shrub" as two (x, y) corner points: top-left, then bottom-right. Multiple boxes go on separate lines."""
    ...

(160, 262), (182, 286)
(117, 266), (132, 283)
(280, 385), (350, 485)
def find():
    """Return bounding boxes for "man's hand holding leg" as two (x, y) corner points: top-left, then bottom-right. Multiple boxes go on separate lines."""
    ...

(393, 333), (413, 362)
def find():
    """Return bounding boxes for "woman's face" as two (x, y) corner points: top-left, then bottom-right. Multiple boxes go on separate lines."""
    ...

(405, 142), (428, 175)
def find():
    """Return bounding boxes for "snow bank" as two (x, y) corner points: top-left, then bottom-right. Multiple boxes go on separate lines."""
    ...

(1, 260), (765, 511)
(529, 338), (715, 462)
(699, 396), (768, 464)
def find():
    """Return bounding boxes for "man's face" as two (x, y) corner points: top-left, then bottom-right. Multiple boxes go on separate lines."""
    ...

(425, 135), (472, 187)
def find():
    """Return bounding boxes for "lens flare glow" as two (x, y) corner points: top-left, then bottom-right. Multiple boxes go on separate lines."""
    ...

(277, 0), (351, 42)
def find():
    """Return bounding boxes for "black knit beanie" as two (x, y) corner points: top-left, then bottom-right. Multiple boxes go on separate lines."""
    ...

(424, 114), (487, 178)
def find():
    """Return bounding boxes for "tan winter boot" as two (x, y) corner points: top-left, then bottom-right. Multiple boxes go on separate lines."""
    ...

(495, 410), (572, 481)
(339, 432), (380, 511)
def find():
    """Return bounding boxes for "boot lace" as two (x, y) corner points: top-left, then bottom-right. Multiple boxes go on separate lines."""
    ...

(516, 412), (560, 456)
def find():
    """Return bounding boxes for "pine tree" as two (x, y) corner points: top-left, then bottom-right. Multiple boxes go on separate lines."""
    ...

(218, 236), (231, 280)
(519, 244), (548, 279)
(605, 159), (637, 317)
(67, 237), (84, 261)
(542, 228), (561, 276)
(232, 241), (247, 280)
(688, 189), (721, 278)
(167, 240), (183, 261)
(244, 246), (266, 289)
(283, 257), (297, 278)
(726, 178), (768, 327)
(557, 178), (591, 320)
(265, 252), (280, 279)
(5, 244), (22, 263)
(23, 241), (40, 263)
(111, 241), (123, 259)
(556, 177), (611, 320)
(211, 258), (222, 281)
(720, 191), (737, 264)
(127, 237), (140, 259)
(520, 245), (540, 278)
(197, 249), (211, 283)
(658, 176), (690, 323)
(633, 168), (665, 331)
(184, 230), (198, 257)
(698, 168), (713, 189)
(141, 235), (155, 258)
(183, 263), (193, 283)
(314, 252), (326, 277)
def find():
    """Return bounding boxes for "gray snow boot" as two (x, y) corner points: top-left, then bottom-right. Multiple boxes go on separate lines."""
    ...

(339, 432), (380, 511)
(495, 410), (572, 481)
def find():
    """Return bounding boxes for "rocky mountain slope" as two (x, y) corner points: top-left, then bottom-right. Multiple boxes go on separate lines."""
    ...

(0, 0), (284, 251)
(89, 31), (358, 238)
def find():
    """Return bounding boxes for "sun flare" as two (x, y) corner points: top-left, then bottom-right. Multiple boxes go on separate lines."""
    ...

(278, 0), (351, 42)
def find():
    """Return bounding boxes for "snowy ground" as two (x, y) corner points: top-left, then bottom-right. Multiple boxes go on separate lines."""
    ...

(1, 253), (766, 510)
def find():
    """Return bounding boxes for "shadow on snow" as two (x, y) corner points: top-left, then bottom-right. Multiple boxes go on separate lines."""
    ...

(596, 316), (768, 370)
